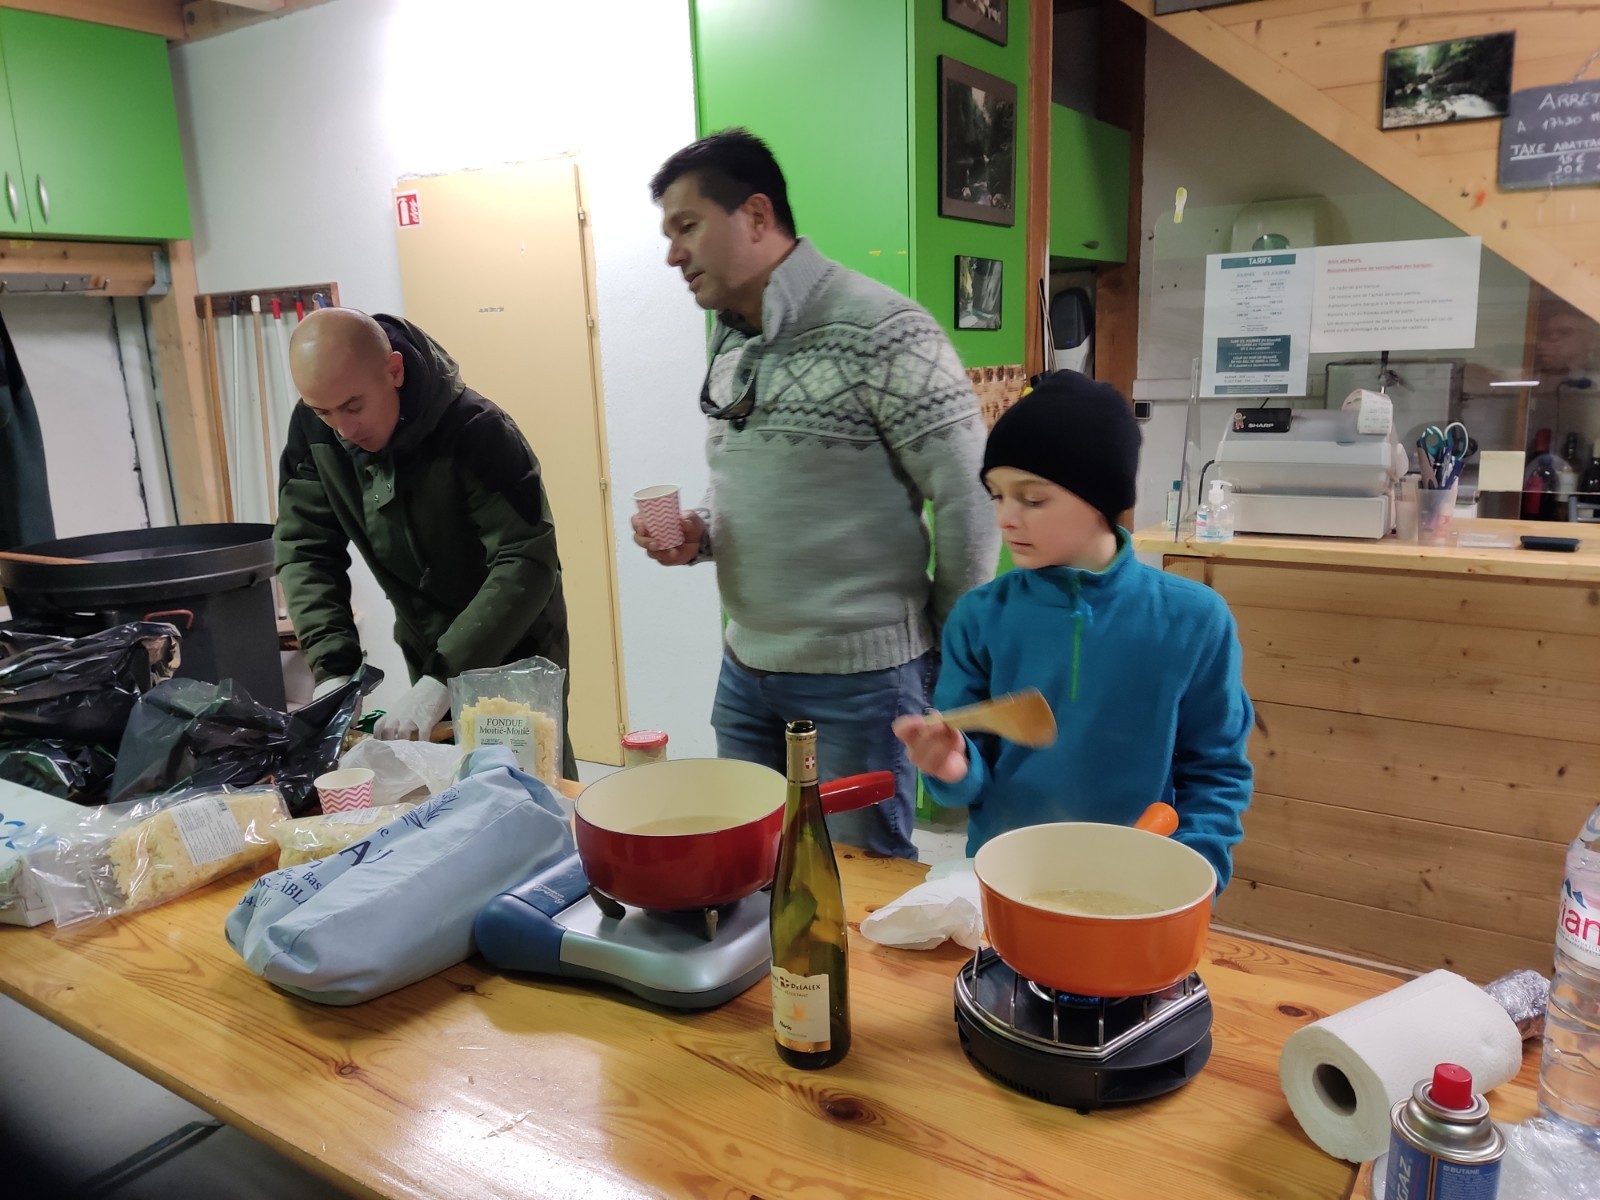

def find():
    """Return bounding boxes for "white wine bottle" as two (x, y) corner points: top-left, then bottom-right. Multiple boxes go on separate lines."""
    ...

(769, 719), (851, 1069)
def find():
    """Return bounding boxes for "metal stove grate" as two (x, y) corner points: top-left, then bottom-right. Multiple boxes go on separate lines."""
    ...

(955, 947), (1209, 1060)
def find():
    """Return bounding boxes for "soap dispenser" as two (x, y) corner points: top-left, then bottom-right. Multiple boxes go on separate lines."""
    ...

(1196, 480), (1235, 542)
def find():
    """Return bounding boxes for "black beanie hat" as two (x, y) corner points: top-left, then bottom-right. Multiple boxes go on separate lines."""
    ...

(981, 371), (1142, 527)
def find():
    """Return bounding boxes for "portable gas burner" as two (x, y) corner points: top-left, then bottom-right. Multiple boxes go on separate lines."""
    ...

(954, 947), (1213, 1112)
(474, 852), (771, 1010)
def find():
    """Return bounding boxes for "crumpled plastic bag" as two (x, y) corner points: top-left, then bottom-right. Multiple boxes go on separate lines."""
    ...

(108, 667), (381, 816)
(32, 784), (288, 928)
(338, 737), (462, 807)
(0, 622), (180, 745)
(859, 858), (984, 951)
(0, 737), (116, 803)
(1371, 1117), (1600, 1199)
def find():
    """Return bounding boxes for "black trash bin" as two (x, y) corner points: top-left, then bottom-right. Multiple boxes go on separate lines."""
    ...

(0, 523), (285, 709)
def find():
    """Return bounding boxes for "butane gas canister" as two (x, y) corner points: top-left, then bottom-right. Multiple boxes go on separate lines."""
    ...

(1384, 1063), (1505, 1200)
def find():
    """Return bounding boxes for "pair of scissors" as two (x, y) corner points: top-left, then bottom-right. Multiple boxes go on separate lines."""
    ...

(1419, 422), (1469, 463)
(1417, 422), (1469, 488)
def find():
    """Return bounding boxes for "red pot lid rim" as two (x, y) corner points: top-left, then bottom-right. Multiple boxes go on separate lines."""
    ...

(621, 730), (669, 749)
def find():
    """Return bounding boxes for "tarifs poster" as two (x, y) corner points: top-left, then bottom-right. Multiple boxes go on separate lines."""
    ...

(1199, 250), (1313, 397)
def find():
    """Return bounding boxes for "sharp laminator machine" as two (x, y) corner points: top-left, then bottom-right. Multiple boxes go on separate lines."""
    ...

(1213, 404), (1411, 540)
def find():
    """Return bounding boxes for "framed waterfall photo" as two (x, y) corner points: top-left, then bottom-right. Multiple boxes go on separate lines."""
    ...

(956, 256), (1003, 330)
(939, 57), (1017, 227)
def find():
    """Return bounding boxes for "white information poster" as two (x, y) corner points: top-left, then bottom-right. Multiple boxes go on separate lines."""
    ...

(1199, 250), (1314, 397)
(1310, 237), (1481, 353)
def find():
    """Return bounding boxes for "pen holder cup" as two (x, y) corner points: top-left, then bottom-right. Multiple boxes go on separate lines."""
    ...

(1416, 482), (1458, 547)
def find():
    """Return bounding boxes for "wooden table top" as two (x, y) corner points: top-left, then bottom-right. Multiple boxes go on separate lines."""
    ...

(1133, 519), (1600, 583)
(0, 848), (1540, 1200)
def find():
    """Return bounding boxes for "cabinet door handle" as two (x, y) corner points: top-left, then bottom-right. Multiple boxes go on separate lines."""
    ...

(3, 172), (15, 223)
(36, 174), (48, 224)
(1082, 240), (1100, 250)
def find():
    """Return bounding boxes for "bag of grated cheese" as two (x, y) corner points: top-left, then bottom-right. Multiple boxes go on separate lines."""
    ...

(33, 786), (287, 927)
(448, 655), (564, 786)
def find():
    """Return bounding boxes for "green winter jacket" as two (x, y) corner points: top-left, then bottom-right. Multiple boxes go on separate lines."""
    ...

(273, 315), (569, 692)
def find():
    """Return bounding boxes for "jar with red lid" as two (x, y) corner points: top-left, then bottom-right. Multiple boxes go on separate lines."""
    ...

(620, 730), (669, 768)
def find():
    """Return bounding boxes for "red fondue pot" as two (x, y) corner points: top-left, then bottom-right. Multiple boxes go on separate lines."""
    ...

(573, 758), (895, 911)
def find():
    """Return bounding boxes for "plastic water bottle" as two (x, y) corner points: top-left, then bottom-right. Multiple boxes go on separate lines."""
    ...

(1539, 802), (1600, 1137)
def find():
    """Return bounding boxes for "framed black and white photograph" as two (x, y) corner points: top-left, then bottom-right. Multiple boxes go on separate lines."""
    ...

(944, 0), (1007, 46)
(956, 256), (1003, 330)
(939, 57), (1017, 227)
(1381, 31), (1515, 131)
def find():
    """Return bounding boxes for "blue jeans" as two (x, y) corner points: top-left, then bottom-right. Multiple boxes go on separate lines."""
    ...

(710, 651), (929, 860)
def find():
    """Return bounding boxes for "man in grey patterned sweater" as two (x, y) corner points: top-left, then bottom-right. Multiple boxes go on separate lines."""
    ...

(633, 130), (996, 859)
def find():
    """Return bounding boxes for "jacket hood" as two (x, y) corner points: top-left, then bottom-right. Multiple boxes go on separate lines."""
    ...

(373, 314), (464, 457)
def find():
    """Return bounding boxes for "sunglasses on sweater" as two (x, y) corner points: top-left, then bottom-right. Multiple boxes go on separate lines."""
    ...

(699, 325), (756, 430)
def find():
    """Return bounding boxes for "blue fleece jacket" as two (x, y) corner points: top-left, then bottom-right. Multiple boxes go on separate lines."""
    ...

(924, 531), (1254, 890)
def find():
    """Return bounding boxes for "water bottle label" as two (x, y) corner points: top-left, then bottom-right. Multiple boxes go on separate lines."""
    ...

(772, 966), (830, 1052)
(1557, 876), (1600, 969)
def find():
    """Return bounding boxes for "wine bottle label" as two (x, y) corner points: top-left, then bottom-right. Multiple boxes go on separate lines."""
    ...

(771, 965), (831, 1052)
(1557, 877), (1600, 969)
(785, 738), (818, 787)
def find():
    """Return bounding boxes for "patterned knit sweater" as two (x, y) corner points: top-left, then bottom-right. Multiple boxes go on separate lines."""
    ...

(695, 239), (997, 675)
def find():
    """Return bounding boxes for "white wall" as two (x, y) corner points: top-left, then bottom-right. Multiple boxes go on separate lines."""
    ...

(170, 0), (721, 754)
(3, 296), (153, 541)
(1131, 29), (1533, 538)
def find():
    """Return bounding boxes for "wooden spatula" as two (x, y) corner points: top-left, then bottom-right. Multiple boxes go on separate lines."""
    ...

(934, 688), (1057, 748)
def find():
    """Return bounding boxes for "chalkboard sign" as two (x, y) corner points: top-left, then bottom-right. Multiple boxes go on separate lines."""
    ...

(1499, 82), (1600, 190)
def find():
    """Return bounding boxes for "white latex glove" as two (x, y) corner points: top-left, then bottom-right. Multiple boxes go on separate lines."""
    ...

(374, 675), (451, 742)
(311, 674), (353, 701)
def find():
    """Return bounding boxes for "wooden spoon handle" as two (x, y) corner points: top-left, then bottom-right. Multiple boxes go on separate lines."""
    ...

(0, 550), (91, 566)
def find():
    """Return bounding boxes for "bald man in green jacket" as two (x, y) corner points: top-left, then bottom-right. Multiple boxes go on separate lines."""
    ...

(275, 307), (575, 778)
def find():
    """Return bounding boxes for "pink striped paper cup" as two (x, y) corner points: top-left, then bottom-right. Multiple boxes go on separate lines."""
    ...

(634, 485), (685, 549)
(315, 767), (374, 814)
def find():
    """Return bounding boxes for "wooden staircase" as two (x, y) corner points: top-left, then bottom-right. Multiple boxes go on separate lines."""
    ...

(1119, 0), (1600, 319)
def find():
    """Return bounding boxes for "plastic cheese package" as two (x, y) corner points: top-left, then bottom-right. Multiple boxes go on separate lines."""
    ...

(274, 803), (418, 868)
(33, 786), (288, 927)
(448, 655), (564, 786)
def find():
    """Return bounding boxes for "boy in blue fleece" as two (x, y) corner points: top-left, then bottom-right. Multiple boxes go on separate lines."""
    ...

(893, 373), (1253, 890)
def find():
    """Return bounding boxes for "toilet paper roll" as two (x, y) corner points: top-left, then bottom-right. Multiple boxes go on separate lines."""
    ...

(1278, 969), (1524, 1163)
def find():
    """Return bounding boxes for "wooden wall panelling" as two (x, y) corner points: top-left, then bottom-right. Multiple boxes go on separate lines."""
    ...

(1117, 0), (1600, 322)
(0, 239), (158, 294)
(1162, 556), (1207, 583)
(1217, 881), (1552, 983)
(1234, 792), (1564, 940)
(1251, 701), (1599, 843)
(1209, 561), (1600, 637)
(147, 240), (228, 523)
(1232, 604), (1600, 744)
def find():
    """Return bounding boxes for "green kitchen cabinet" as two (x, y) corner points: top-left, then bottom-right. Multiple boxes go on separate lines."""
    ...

(0, 49), (28, 237)
(1050, 104), (1129, 267)
(0, 11), (190, 241)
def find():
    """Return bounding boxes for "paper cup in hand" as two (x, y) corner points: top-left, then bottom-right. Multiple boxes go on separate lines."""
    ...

(633, 485), (685, 549)
(315, 768), (374, 814)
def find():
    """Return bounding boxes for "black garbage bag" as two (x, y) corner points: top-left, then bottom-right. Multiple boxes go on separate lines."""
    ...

(0, 737), (117, 802)
(107, 667), (382, 815)
(0, 622), (181, 745)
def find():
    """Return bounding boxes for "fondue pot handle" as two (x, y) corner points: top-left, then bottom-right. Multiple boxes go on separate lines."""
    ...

(819, 771), (896, 815)
(1135, 802), (1180, 837)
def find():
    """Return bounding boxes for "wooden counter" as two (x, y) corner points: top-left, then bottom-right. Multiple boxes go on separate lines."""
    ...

(1134, 520), (1596, 982)
(0, 850), (1539, 1200)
